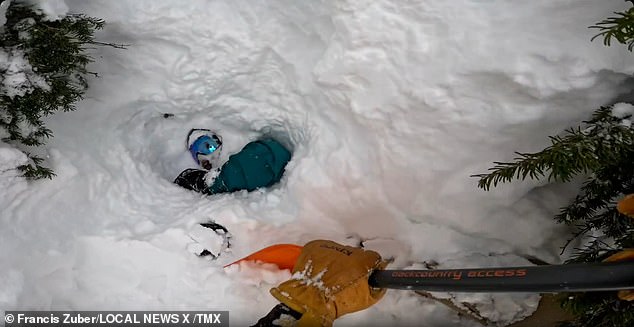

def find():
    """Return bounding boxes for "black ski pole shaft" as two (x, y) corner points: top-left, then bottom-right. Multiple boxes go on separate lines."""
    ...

(368, 261), (634, 292)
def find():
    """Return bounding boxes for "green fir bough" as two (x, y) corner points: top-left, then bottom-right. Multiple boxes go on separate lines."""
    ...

(473, 105), (634, 251)
(591, 0), (634, 51)
(0, 2), (121, 179)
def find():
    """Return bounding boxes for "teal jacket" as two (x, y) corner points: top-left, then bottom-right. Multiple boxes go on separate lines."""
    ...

(208, 139), (291, 194)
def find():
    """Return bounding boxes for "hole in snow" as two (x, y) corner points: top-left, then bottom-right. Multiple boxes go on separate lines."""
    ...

(117, 102), (307, 189)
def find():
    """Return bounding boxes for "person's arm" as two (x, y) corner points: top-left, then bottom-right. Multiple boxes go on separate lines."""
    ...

(256, 240), (386, 327)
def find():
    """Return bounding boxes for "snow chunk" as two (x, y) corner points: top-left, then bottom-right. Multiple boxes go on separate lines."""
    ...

(0, 141), (28, 169)
(612, 102), (634, 118)
(289, 260), (330, 295)
(25, 0), (68, 21)
(272, 314), (298, 326)
(0, 48), (50, 98)
(0, 0), (10, 29)
(186, 224), (230, 258)
(0, 141), (29, 194)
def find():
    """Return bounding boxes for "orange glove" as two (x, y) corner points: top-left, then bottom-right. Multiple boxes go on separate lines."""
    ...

(269, 240), (386, 327)
(603, 194), (634, 301)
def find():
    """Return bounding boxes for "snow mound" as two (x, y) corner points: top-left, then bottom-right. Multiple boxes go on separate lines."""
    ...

(612, 102), (634, 118)
(0, 0), (9, 29)
(0, 141), (29, 196)
(0, 48), (50, 98)
(26, 0), (69, 21)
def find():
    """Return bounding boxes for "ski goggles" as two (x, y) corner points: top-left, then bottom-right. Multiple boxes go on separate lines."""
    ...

(189, 135), (222, 164)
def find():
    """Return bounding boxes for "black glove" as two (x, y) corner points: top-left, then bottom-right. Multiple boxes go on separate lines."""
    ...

(174, 169), (211, 194)
(251, 304), (302, 327)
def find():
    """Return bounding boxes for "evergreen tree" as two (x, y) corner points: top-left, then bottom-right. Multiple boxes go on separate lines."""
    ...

(591, 0), (634, 51)
(474, 105), (634, 248)
(475, 3), (634, 325)
(0, 1), (123, 179)
(474, 107), (634, 327)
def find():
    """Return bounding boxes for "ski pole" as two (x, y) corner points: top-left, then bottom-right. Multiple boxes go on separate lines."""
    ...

(368, 261), (634, 292)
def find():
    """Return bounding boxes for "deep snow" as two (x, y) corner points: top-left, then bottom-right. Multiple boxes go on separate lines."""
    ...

(2, 0), (634, 326)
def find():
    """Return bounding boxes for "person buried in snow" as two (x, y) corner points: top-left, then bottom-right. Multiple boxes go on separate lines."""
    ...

(174, 129), (292, 195)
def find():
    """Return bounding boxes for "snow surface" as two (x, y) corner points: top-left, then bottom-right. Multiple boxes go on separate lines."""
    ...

(25, 0), (68, 21)
(2, 0), (634, 326)
(0, 0), (10, 29)
(0, 47), (50, 98)
(612, 102), (634, 118)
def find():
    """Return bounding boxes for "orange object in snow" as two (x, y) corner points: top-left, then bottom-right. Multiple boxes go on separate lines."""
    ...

(224, 244), (303, 271)
(617, 194), (634, 218)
